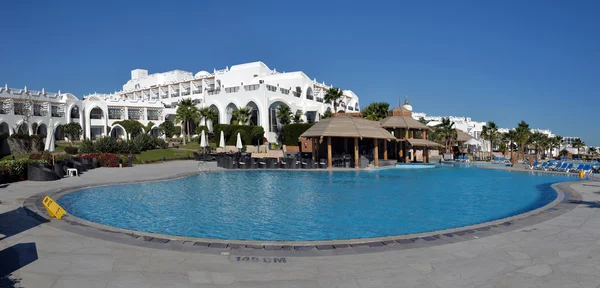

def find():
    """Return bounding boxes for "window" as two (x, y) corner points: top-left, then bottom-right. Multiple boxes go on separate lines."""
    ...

(128, 108), (141, 120)
(147, 109), (160, 121)
(266, 85), (277, 92)
(70, 105), (80, 118)
(14, 102), (25, 115)
(280, 88), (289, 95)
(90, 107), (104, 119)
(244, 84), (259, 91)
(33, 103), (43, 116)
(108, 108), (122, 120)
(305, 111), (316, 124)
(225, 86), (240, 93)
(51, 105), (62, 117)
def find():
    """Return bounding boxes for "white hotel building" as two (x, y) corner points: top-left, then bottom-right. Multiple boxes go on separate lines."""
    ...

(82, 61), (359, 142)
(0, 85), (82, 138)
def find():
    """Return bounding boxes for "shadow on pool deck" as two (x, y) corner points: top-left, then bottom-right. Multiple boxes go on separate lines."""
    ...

(0, 243), (38, 288)
(0, 208), (48, 241)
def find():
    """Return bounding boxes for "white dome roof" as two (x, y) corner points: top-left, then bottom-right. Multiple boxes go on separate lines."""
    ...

(195, 71), (211, 77)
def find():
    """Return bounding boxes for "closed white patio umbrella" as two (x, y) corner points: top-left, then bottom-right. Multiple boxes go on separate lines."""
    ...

(200, 130), (207, 149)
(219, 131), (225, 150)
(44, 118), (55, 152)
(236, 132), (243, 151)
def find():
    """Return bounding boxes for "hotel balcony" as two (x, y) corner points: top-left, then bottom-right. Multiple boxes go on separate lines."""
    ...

(316, 98), (324, 103)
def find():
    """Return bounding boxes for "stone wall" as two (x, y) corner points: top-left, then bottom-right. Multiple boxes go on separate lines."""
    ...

(5, 138), (44, 155)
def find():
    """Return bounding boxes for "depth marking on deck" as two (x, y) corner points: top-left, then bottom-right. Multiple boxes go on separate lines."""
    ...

(232, 256), (287, 264)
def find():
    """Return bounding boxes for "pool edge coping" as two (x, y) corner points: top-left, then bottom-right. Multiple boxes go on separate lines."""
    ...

(22, 169), (585, 256)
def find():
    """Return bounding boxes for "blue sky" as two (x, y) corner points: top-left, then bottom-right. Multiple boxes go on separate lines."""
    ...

(1, 0), (598, 144)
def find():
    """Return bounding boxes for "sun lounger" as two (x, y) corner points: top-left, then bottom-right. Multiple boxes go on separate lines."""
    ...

(582, 164), (593, 175)
(562, 163), (574, 172)
(529, 161), (539, 170)
(569, 164), (584, 173)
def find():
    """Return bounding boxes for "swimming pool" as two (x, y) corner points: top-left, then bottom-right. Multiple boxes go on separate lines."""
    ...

(58, 167), (575, 241)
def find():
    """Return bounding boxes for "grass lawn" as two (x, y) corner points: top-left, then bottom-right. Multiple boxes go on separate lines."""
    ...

(133, 148), (195, 164)
(1, 153), (31, 161)
(178, 142), (200, 149)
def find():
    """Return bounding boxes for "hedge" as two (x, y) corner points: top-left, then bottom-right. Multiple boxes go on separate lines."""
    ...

(214, 124), (262, 146)
(283, 123), (313, 146)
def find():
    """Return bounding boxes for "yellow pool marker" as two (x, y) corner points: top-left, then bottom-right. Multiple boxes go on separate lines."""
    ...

(579, 170), (585, 179)
(42, 196), (67, 219)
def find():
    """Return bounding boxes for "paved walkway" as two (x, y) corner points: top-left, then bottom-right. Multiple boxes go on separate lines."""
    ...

(2, 161), (600, 287)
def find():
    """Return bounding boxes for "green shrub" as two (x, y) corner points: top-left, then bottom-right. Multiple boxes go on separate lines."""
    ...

(159, 120), (176, 138)
(94, 137), (118, 153)
(118, 141), (140, 154)
(64, 146), (79, 154)
(133, 134), (154, 151)
(173, 126), (182, 135)
(283, 123), (313, 146)
(213, 124), (232, 141)
(228, 129), (252, 146)
(251, 126), (265, 146)
(31, 135), (44, 152)
(79, 139), (95, 153)
(0, 158), (48, 180)
(153, 138), (168, 149)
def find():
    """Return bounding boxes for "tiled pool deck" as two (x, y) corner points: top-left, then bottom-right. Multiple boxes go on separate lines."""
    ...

(2, 161), (600, 287)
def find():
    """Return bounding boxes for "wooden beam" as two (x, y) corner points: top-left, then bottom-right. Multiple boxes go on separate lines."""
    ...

(374, 138), (379, 167)
(424, 147), (429, 163)
(327, 136), (332, 168)
(354, 137), (359, 168)
(383, 140), (388, 160)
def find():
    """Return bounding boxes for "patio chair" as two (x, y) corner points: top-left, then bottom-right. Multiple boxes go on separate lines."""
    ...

(569, 164), (584, 173)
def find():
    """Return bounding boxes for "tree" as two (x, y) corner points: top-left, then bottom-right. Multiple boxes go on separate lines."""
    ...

(14, 91), (34, 135)
(418, 117), (430, 125)
(515, 121), (531, 162)
(143, 121), (155, 134)
(276, 105), (293, 127)
(159, 120), (176, 138)
(292, 110), (304, 123)
(174, 98), (199, 144)
(321, 108), (333, 119)
(559, 149), (569, 158)
(481, 121), (499, 161)
(572, 138), (585, 157)
(503, 129), (517, 162)
(62, 122), (82, 145)
(436, 117), (456, 153)
(275, 105), (293, 144)
(199, 107), (218, 128)
(113, 120), (144, 139)
(232, 107), (252, 125)
(251, 126), (265, 148)
(324, 87), (344, 113)
(362, 102), (390, 121)
(589, 146), (597, 156)
(551, 135), (563, 159)
(529, 131), (546, 161)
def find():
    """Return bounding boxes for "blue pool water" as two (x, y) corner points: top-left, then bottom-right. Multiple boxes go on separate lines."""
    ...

(58, 167), (575, 241)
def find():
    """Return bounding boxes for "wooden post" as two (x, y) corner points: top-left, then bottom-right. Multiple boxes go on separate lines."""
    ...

(383, 140), (388, 160)
(424, 147), (428, 163)
(399, 141), (403, 159)
(373, 138), (379, 167)
(422, 129), (427, 140)
(354, 137), (359, 168)
(327, 137), (332, 168)
(405, 129), (409, 139)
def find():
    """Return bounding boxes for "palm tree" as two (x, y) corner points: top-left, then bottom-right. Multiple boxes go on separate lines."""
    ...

(589, 146), (598, 157)
(276, 105), (293, 127)
(538, 135), (551, 160)
(572, 138), (585, 157)
(174, 98), (195, 145)
(481, 121), (499, 161)
(418, 117), (430, 125)
(232, 107), (252, 125)
(529, 131), (546, 161)
(198, 107), (218, 128)
(324, 87), (344, 113)
(504, 129), (517, 162)
(551, 135), (563, 159)
(362, 102), (390, 121)
(292, 110), (304, 123)
(515, 121), (531, 163)
(436, 117), (456, 153)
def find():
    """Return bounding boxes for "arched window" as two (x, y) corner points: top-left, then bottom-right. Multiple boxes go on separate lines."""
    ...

(246, 101), (259, 126)
(70, 105), (80, 119)
(90, 107), (104, 119)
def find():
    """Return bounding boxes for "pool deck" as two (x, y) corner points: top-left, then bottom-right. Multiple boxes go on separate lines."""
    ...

(2, 161), (600, 287)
